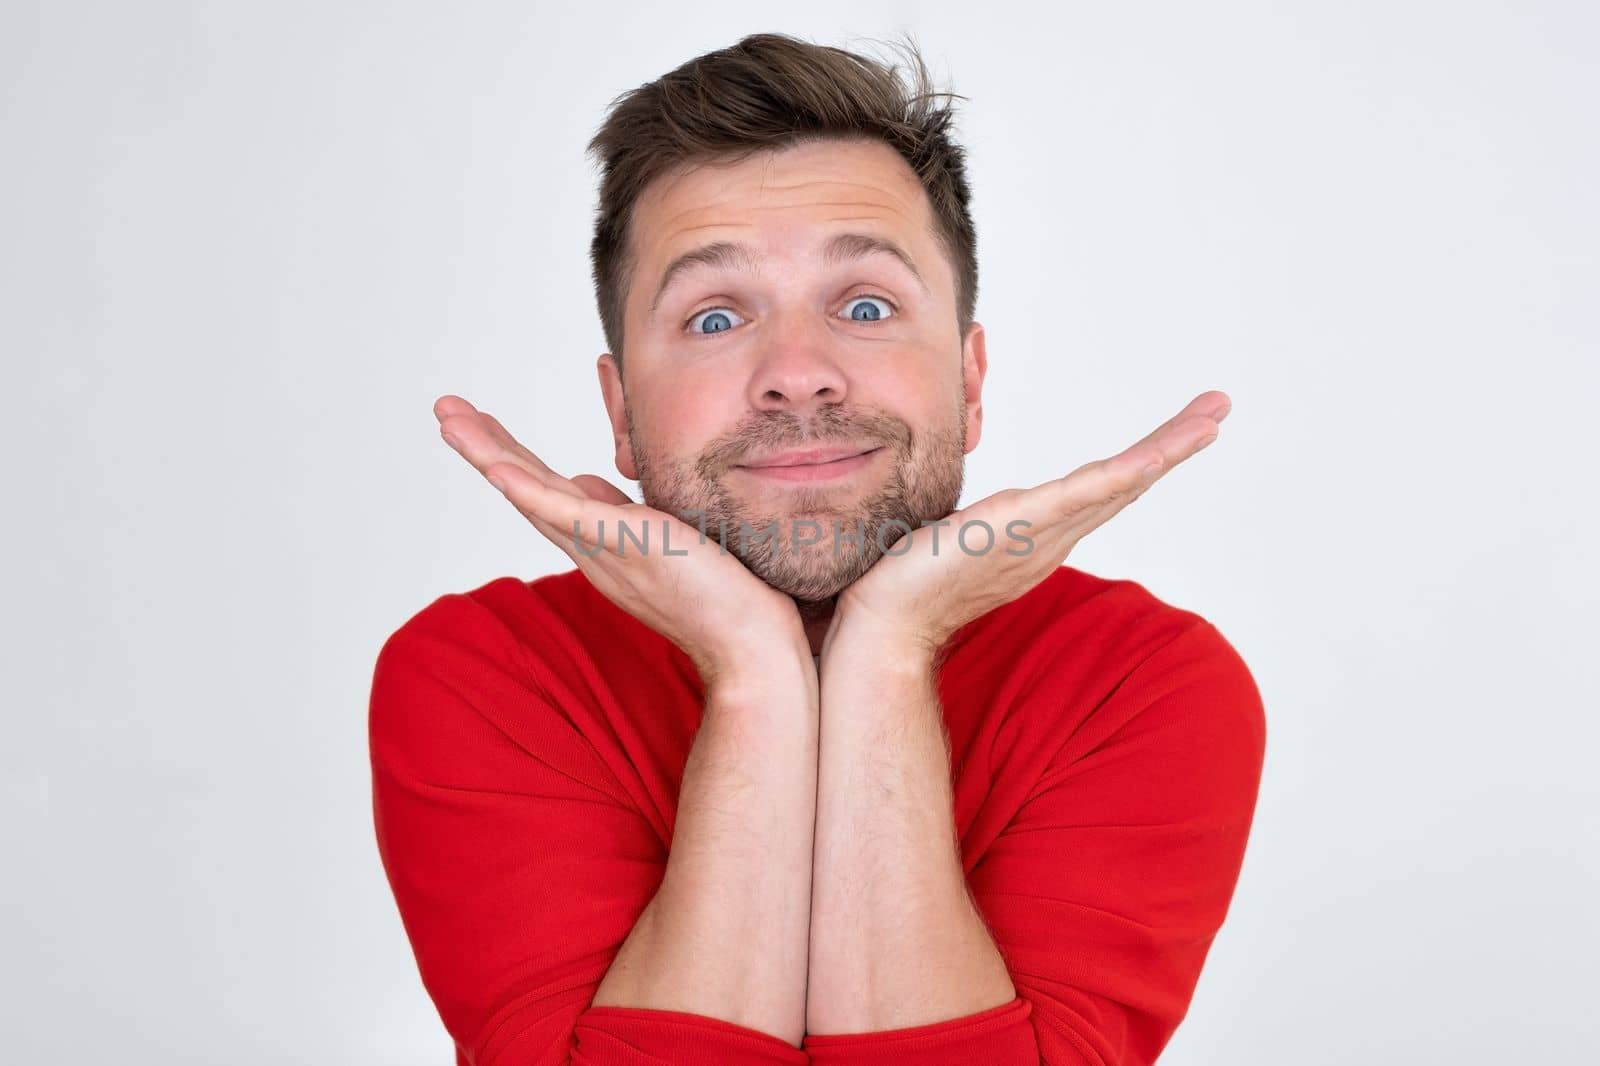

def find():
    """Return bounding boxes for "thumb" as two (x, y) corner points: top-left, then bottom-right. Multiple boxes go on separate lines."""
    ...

(570, 474), (635, 506)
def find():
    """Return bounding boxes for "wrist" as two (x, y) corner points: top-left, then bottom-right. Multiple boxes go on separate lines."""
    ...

(826, 597), (944, 669)
(698, 625), (816, 697)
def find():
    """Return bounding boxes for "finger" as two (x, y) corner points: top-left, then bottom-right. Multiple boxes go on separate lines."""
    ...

(570, 473), (635, 505)
(435, 398), (647, 563)
(439, 411), (589, 500)
(444, 408), (578, 487)
(433, 394), (476, 423)
(520, 505), (577, 557)
(1036, 409), (1225, 529)
(475, 410), (573, 481)
(1120, 390), (1230, 465)
(1115, 403), (1224, 484)
(433, 395), (582, 492)
(927, 393), (1234, 561)
(485, 462), (627, 556)
(1070, 389), (1231, 491)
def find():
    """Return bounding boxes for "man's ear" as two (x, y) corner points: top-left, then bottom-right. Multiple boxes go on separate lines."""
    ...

(961, 320), (988, 454)
(596, 352), (640, 481)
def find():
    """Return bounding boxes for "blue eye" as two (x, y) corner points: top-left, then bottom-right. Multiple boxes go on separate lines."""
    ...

(687, 307), (745, 335)
(842, 295), (894, 322)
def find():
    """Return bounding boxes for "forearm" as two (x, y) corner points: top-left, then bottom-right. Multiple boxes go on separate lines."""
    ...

(591, 639), (820, 1047)
(806, 631), (1015, 1034)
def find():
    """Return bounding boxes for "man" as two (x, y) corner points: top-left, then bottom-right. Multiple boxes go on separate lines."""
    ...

(369, 32), (1265, 1066)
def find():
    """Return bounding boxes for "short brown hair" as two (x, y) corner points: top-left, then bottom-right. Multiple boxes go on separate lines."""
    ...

(585, 32), (978, 372)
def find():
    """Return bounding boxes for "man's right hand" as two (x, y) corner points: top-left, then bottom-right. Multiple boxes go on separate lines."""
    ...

(433, 394), (807, 684)
(432, 393), (822, 1045)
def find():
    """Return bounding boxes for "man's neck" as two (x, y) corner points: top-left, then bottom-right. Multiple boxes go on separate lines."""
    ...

(796, 597), (838, 660)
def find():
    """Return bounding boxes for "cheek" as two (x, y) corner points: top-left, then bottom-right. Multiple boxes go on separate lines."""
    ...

(864, 364), (952, 428)
(638, 387), (737, 464)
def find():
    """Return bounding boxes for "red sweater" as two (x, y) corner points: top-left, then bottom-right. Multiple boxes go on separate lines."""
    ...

(369, 565), (1266, 1065)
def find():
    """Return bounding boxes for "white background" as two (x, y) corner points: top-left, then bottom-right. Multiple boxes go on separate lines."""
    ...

(2, 2), (1594, 1062)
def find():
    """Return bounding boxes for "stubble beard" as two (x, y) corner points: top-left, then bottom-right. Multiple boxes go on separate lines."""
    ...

(628, 392), (968, 609)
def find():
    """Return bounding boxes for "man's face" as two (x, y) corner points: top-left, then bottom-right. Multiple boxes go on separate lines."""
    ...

(597, 136), (987, 605)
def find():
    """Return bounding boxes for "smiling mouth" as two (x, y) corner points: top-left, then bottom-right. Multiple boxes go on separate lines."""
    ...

(733, 447), (884, 483)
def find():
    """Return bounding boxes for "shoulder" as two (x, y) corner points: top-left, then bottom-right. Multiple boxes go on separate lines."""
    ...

(951, 563), (1221, 674)
(946, 564), (1265, 763)
(370, 568), (608, 688)
(366, 569), (619, 781)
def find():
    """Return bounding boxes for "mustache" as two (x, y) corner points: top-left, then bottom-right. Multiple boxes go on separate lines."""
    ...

(697, 409), (909, 473)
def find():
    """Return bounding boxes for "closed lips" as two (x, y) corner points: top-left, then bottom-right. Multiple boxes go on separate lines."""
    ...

(739, 446), (880, 468)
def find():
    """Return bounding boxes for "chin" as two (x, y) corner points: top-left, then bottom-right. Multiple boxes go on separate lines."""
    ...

(740, 540), (879, 605)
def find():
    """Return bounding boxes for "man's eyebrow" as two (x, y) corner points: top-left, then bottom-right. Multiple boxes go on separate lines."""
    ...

(649, 231), (931, 315)
(822, 232), (931, 297)
(650, 241), (761, 315)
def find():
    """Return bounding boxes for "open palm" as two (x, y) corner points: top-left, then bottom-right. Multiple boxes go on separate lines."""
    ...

(433, 394), (804, 677)
(835, 390), (1233, 654)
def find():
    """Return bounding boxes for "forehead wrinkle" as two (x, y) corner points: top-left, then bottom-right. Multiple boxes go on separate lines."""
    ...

(641, 141), (924, 225)
(648, 227), (932, 315)
(662, 200), (911, 229)
(651, 202), (922, 271)
(640, 165), (938, 319)
(657, 174), (919, 218)
(744, 171), (922, 204)
(661, 218), (755, 236)
(746, 186), (920, 213)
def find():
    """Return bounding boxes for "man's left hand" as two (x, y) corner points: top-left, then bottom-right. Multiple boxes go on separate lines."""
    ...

(826, 390), (1233, 660)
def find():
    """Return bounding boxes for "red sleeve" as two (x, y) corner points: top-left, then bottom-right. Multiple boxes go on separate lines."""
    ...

(368, 592), (810, 1066)
(800, 619), (1267, 1066)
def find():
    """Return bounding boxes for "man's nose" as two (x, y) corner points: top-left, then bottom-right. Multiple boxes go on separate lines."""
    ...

(745, 309), (848, 415)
